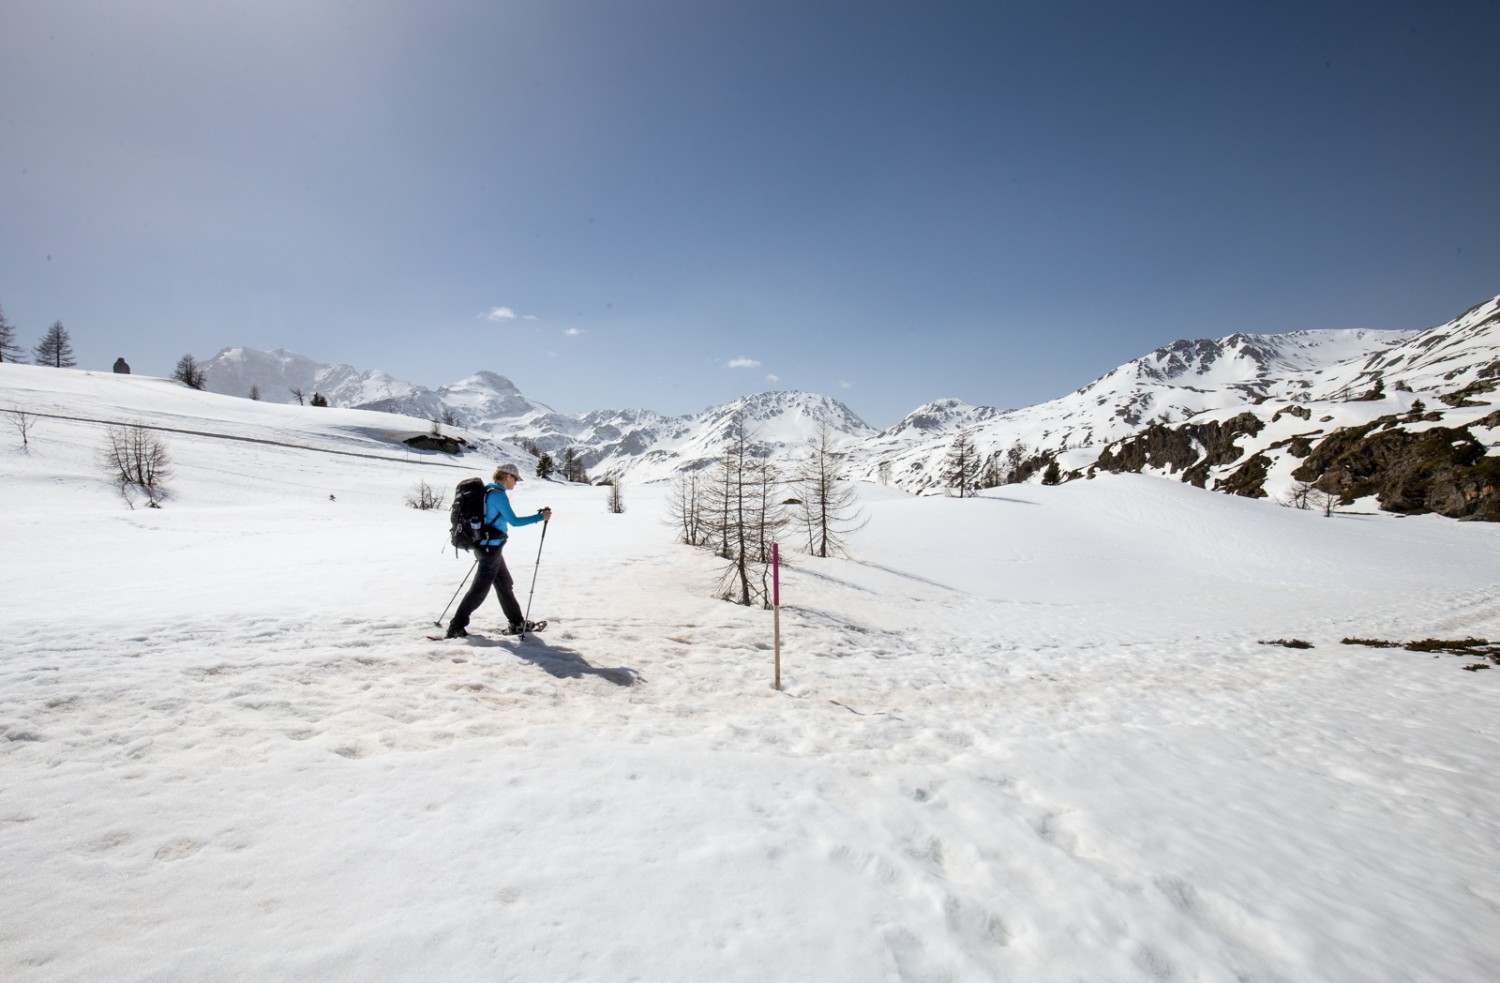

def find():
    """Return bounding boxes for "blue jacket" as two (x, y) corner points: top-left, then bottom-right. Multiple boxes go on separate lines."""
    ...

(479, 483), (544, 546)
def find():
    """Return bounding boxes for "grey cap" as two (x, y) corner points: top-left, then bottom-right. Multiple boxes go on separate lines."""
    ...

(494, 463), (524, 482)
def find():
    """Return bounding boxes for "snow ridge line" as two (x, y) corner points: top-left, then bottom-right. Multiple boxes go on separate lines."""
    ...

(12, 409), (476, 469)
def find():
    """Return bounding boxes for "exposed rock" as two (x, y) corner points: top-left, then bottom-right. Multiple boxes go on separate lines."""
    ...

(1094, 412), (1265, 488)
(1215, 452), (1272, 499)
(1293, 417), (1500, 520)
(403, 433), (469, 455)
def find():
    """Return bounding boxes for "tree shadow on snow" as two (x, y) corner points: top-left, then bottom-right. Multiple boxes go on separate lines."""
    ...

(469, 634), (641, 687)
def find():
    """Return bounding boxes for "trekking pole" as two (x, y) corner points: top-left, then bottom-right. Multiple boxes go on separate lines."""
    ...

(435, 557), (479, 627)
(520, 515), (550, 639)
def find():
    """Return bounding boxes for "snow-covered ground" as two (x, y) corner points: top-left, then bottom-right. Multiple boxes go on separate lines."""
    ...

(3, 365), (1499, 982)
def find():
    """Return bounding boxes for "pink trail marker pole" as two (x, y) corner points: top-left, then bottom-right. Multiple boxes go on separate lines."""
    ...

(773, 542), (781, 691)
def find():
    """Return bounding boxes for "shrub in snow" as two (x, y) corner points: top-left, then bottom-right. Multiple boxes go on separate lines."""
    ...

(405, 480), (445, 511)
(100, 422), (171, 508)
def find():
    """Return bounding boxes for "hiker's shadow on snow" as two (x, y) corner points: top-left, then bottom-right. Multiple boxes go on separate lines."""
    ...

(471, 635), (641, 687)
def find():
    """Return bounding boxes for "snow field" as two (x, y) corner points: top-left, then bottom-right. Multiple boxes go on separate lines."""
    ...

(3, 372), (1500, 982)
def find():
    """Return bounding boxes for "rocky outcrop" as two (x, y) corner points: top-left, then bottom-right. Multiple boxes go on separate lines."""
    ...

(1214, 452), (1272, 499)
(403, 433), (471, 455)
(1293, 412), (1500, 520)
(1093, 412), (1265, 490)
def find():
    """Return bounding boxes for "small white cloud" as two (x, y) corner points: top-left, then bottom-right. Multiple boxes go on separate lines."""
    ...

(727, 356), (761, 369)
(565, 327), (585, 337)
(839, 380), (854, 389)
(483, 306), (539, 322)
(765, 373), (780, 384)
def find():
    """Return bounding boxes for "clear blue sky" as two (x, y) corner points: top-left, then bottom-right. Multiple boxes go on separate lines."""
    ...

(3, 1), (1497, 427)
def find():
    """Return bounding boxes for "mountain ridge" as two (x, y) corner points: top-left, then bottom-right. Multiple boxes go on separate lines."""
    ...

(194, 295), (1499, 516)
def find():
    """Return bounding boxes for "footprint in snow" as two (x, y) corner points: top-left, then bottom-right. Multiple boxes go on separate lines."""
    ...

(154, 837), (204, 862)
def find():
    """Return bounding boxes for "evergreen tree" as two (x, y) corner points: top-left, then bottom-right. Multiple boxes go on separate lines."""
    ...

(536, 452), (555, 479)
(1042, 460), (1062, 485)
(34, 321), (77, 368)
(310, 392), (329, 407)
(0, 305), (23, 363)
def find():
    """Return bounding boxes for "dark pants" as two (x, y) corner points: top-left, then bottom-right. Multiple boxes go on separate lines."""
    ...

(450, 544), (525, 631)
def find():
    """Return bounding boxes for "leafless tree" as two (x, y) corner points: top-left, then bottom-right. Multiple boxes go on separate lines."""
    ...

(289, 387), (306, 406)
(0, 305), (23, 363)
(562, 447), (590, 483)
(405, 480), (445, 510)
(943, 432), (982, 497)
(1282, 480), (1314, 510)
(706, 413), (789, 607)
(173, 354), (207, 390)
(667, 471), (707, 546)
(9, 408), (37, 450)
(1311, 487), (1339, 517)
(793, 422), (867, 558)
(606, 479), (626, 514)
(101, 422), (172, 508)
(979, 451), (1004, 489)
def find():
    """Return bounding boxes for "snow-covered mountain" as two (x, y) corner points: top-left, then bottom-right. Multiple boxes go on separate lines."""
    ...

(1073, 296), (1500, 519)
(1302, 297), (1500, 400)
(201, 347), (426, 408)
(612, 391), (877, 483)
(845, 324), (1422, 490)
(204, 345), (878, 482)
(193, 294), (1499, 516)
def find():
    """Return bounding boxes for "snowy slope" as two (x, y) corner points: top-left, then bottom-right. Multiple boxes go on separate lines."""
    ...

(1306, 295), (1500, 400)
(0, 362), (541, 480)
(2, 366), (1499, 982)
(201, 346), (429, 408)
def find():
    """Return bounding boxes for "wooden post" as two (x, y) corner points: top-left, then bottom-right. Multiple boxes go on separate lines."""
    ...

(772, 542), (781, 691)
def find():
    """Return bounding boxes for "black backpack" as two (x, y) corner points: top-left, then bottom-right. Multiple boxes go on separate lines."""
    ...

(449, 477), (501, 551)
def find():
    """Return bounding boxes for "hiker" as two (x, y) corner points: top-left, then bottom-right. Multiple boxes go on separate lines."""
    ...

(445, 464), (552, 638)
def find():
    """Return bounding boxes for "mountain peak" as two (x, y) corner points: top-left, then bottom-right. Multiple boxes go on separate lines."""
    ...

(881, 398), (1001, 437)
(705, 390), (874, 435)
(448, 370), (522, 395)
